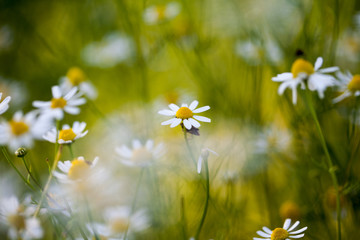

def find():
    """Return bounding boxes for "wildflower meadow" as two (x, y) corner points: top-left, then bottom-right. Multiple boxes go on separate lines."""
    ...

(1, 0), (360, 239)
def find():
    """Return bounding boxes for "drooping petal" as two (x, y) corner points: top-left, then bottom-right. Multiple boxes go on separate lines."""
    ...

(197, 156), (203, 174)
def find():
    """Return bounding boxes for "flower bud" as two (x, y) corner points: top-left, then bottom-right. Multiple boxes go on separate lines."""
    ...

(15, 148), (27, 158)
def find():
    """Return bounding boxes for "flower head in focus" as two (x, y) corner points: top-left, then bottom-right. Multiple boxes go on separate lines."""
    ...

(254, 218), (307, 240)
(0, 111), (52, 151)
(143, 2), (181, 25)
(0, 196), (43, 240)
(272, 57), (338, 104)
(115, 139), (164, 167)
(33, 86), (86, 120)
(158, 100), (211, 131)
(0, 92), (11, 115)
(333, 71), (360, 103)
(60, 67), (97, 100)
(43, 121), (88, 144)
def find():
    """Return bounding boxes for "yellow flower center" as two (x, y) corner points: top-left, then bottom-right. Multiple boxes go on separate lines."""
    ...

(291, 58), (314, 78)
(10, 121), (29, 136)
(176, 107), (193, 119)
(110, 218), (129, 233)
(67, 67), (86, 86)
(132, 147), (153, 164)
(68, 159), (91, 180)
(59, 129), (76, 141)
(7, 214), (26, 231)
(156, 6), (167, 20)
(348, 74), (360, 92)
(271, 228), (289, 240)
(51, 97), (67, 109)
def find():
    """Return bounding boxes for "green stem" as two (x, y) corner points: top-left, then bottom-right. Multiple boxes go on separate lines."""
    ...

(123, 168), (144, 240)
(68, 144), (74, 159)
(305, 91), (341, 240)
(21, 156), (42, 191)
(194, 158), (210, 240)
(180, 196), (188, 240)
(1, 147), (35, 190)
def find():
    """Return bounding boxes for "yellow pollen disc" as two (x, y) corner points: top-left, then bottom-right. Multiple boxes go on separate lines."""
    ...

(176, 107), (193, 119)
(59, 129), (76, 141)
(132, 148), (153, 164)
(348, 74), (360, 92)
(271, 228), (289, 240)
(67, 67), (86, 86)
(110, 218), (129, 233)
(291, 58), (314, 78)
(68, 159), (90, 180)
(156, 6), (167, 20)
(51, 97), (67, 109)
(10, 121), (29, 136)
(7, 214), (26, 231)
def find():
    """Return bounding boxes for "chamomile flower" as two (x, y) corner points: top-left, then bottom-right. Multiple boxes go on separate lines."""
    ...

(332, 71), (360, 103)
(60, 67), (97, 99)
(32, 85), (86, 120)
(254, 218), (307, 240)
(115, 139), (164, 167)
(143, 2), (181, 25)
(43, 121), (88, 144)
(0, 196), (43, 240)
(272, 57), (339, 104)
(0, 111), (52, 151)
(53, 156), (99, 182)
(158, 100), (211, 130)
(0, 92), (11, 115)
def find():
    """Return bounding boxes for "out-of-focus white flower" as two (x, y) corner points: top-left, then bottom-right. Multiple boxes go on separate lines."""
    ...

(115, 139), (164, 167)
(253, 126), (291, 155)
(143, 2), (181, 25)
(53, 156), (98, 183)
(272, 57), (339, 104)
(43, 121), (88, 144)
(0, 196), (43, 240)
(0, 92), (11, 115)
(82, 32), (134, 68)
(60, 67), (97, 99)
(158, 100), (211, 130)
(254, 218), (307, 240)
(333, 71), (360, 103)
(33, 86), (86, 120)
(0, 78), (27, 109)
(90, 206), (149, 238)
(0, 111), (53, 151)
(197, 148), (218, 174)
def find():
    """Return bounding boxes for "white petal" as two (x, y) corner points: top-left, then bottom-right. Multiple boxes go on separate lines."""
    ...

(283, 219), (291, 230)
(189, 100), (199, 110)
(168, 103), (180, 111)
(188, 118), (200, 128)
(289, 226), (307, 234)
(289, 234), (305, 238)
(170, 118), (181, 128)
(197, 156), (203, 174)
(314, 57), (323, 71)
(193, 106), (210, 113)
(183, 119), (192, 130)
(52, 86), (62, 98)
(262, 227), (272, 234)
(193, 115), (211, 123)
(132, 139), (142, 149)
(287, 221), (300, 232)
(64, 106), (80, 115)
(256, 231), (271, 238)
(278, 81), (292, 95)
(318, 66), (339, 73)
(115, 145), (133, 158)
(32, 101), (51, 108)
(145, 140), (154, 150)
(63, 87), (78, 100)
(67, 98), (86, 106)
(272, 73), (293, 82)
(161, 118), (175, 125)
(158, 109), (176, 116)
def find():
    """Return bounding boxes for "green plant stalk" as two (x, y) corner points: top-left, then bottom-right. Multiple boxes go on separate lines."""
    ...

(305, 91), (341, 240)
(194, 158), (210, 240)
(68, 144), (74, 159)
(21, 156), (42, 191)
(34, 145), (63, 217)
(2, 147), (35, 190)
(180, 196), (188, 240)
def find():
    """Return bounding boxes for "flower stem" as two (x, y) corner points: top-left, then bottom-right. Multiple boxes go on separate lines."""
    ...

(183, 129), (197, 168)
(1, 147), (35, 190)
(194, 158), (210, 240)
(33, 144), (63, 217)
(68, 144), (74, 159)
(305, 91), (341, 240)
(21, 156), (42, 191)
(180, 196), (188, 240)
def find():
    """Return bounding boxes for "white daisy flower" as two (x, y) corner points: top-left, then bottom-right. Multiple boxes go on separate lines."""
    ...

(143, 2), (181, 25)
(254, 218), (307, 240)
(53, 156), (99, 182)
(272, 57), (339, 104)
(0, 111), (53, 151)
(90, 206), (149, 238)
(197, 148), (218, 174)
(0, 196), (43, 240)
(60, 67), (97, 100)
(32, 85), (86, 120)
(333, 71), (360, 103)
(43, 121), (88, 144)
(0, 92), (11, 115)
(158, 100), (211, 130)
(115, 139), (164, 167)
